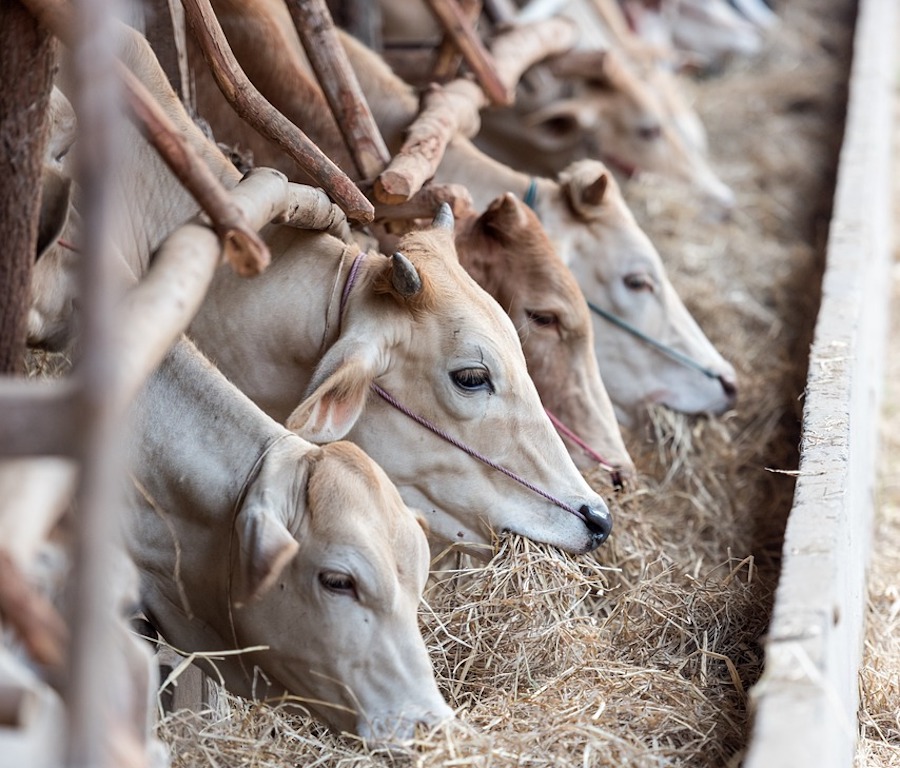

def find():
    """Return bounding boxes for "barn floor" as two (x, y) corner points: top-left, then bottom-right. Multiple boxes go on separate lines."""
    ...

(152, 1), (883, 766)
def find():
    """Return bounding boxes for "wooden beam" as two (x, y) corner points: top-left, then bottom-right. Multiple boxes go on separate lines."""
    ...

(422, 0), (511, 105)
(285, 0), (391, 181)
(181, 0), (374, 223)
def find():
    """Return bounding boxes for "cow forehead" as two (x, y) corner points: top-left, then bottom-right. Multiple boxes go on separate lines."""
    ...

(306, 443), (429, 569)
(377, 239), (525, 360)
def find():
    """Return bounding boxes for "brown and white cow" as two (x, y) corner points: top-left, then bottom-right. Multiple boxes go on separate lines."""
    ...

(447, 193), (634, 476)
(192, 0), (737, 427)
(126, 336), (452, 743)
(40, 26), (612, 554)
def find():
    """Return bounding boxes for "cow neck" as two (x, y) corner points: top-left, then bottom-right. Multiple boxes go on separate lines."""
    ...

(338, 249), (595, 528)
(440, 138), (538, 212)
(226, 429), (294, 679)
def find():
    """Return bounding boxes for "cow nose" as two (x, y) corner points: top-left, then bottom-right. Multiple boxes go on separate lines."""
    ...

(719, 373), (738, 406)
(580, 503), (613, 546)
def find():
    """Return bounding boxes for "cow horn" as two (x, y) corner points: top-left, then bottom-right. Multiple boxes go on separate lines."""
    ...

(391, 251), (422, 297)
(431, 202), (455, 232)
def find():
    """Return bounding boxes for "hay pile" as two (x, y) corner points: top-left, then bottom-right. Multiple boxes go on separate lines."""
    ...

(153, 1), (862, 765)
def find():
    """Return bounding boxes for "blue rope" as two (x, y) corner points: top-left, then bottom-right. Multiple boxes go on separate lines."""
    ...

(585, 299), (721, 380)
(522, 177), (538, 210)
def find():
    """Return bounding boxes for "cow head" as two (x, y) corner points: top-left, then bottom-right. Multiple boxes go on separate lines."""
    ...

(286, 206), (612, 554)
(527, 49), (734, 211)
(457, 192), (634, 478)
(534, 160), (737, 427)
(227, 439), (452, 744)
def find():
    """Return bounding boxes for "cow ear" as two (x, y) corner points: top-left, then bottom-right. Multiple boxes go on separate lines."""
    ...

(286, 348), (376, 442)
(560, 162), (612, 218)
(480, 193), (529, 240)
(524, 100), (595, 152)
(232, 503), (299, 606)
(37, 168), (73, 259)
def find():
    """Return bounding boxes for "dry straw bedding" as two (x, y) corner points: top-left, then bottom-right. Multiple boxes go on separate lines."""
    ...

(148, 1), (871, 766)
(23, 2), (899, 764)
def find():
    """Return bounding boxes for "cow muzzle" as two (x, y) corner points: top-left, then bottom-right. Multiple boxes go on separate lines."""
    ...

(581, 503), (613, 548)
(357, 702), (455, 748)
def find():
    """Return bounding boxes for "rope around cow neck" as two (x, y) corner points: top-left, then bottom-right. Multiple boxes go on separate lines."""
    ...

(339, 250), (593, 526)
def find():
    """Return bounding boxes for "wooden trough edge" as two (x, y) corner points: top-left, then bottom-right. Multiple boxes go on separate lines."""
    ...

(743, 0), (897, 766)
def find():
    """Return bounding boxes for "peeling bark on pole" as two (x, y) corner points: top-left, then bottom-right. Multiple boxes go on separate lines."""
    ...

(489, 17), (579, 87)
(181, 0), (373, 223)
(374, 79), (485, 203)
(373, 16), (576, 204)
(285, 0), (391, 181)
(0, 2), (56, 374)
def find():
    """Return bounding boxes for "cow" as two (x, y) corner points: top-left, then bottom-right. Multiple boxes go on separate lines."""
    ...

(443, 192), (634, 477)
(192, 0), (737, 428)
(37, 26), (613, 555)
(188, 205), (613, 552)
(621, 0), (768, 67)
(374, 0), (735, 210)
(126, 335), (453, 744)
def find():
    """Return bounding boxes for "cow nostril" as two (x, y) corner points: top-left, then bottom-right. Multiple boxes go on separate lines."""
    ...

(580, 504), (613, 544)
(719, 374), (738, 402)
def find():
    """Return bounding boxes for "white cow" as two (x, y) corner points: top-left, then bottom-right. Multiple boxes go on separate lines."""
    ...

(192, 0), (737, 427)
(38, 27), (612, 554)
(126, 336), (452, 743)
(189, 206), (613, 552)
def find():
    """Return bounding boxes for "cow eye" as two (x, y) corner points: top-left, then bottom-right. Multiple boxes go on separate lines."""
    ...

(319, 571), (356, 597)
(637, 124), (662, 142)
(526, 310), (560, 328)
(623, 272), (655, 292)
(450, 367), (494, 393)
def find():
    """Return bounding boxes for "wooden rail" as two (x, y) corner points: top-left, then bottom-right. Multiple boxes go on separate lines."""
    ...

(743, 0), (897, 765)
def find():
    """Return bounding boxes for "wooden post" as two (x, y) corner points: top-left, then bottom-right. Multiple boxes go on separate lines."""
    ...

(63, 0), (125, 763)
(0, 2), (57, 374)
(181, 0), (374, 223)
(284, 0), (391, 181)
(431, 0), (481, 82)
(422, 0), (512, 105)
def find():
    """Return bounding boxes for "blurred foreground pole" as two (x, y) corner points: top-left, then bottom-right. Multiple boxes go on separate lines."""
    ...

(64, 0), (127, 766)
(0, 2), (56, 373)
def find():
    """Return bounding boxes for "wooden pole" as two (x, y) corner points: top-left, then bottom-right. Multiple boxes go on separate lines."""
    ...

(284, 0), (391, 181)
(422, 0), (512, 105)
(63, 0), (125, 763)
(0, 2), (57, 374)
(181, 0), (374, 223)
(431, 0), (481, 82)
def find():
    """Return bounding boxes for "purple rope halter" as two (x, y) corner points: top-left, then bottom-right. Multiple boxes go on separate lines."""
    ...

(340, 250), (592, 526)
